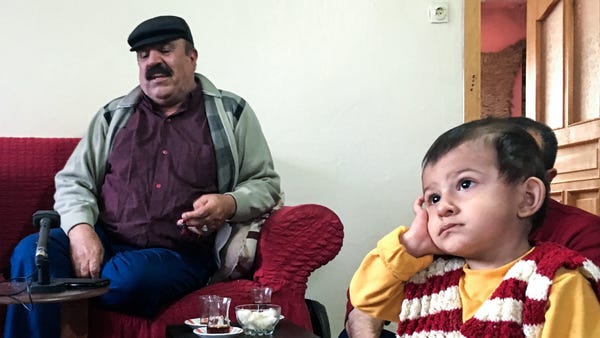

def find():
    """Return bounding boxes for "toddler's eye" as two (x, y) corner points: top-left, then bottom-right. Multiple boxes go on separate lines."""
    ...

(459, 179), (474, 190)
(428, 194), (441, 205)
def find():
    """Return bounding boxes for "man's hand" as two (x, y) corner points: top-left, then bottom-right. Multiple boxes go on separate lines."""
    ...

(68, 223), (104, 278)
(345, 308), (385, 338)
(178, 194), (236, 235)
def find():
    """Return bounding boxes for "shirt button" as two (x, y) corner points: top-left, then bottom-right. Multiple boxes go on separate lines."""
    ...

(162, 149), (168, 155)
(166, 118), (172, 123)
(155, 183), (162, 189)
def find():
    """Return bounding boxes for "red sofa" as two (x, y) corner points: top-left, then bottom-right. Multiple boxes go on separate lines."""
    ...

(0, 137), (344, 337)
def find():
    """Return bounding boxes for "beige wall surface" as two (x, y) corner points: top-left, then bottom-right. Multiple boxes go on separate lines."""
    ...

(0, 0), (464, 334)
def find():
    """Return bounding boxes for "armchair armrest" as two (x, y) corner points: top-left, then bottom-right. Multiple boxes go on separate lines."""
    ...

(253, 204), (344, 291)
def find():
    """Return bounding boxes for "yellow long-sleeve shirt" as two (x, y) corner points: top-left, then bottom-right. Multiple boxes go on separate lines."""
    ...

(349, 226), (600, 337)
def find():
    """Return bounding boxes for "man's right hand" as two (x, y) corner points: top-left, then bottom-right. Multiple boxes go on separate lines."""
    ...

(345, 308), (385, 338)
(68, 223), (104, 278)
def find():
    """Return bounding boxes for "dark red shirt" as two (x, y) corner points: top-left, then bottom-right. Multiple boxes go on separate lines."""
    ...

(530, 198), (600, 266)
(100, 82), (218, 253)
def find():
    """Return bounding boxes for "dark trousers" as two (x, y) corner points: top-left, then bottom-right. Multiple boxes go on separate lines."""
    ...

(4, 225), (215, 338)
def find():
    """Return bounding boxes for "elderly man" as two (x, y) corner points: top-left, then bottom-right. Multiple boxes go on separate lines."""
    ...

(4, 15), (280, 338)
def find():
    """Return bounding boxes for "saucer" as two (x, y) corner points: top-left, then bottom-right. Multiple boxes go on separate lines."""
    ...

(184, 318), (206, 328)
(193, 326), (243, 337)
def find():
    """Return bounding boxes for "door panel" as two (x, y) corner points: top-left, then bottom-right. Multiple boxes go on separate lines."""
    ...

(540, 1), (563, 129)
(572, 0), (600, 122)
(527, 0), (600, 215)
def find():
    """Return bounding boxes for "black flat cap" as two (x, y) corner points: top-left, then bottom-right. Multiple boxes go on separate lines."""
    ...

(127, 15), (193, 51)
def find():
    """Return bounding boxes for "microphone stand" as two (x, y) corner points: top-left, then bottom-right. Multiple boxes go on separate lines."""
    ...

(30, 211), (67, 293)
(29, 210), (110, 293)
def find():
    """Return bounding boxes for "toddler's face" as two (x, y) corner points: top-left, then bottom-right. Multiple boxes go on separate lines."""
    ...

(421, 141), (524, 261)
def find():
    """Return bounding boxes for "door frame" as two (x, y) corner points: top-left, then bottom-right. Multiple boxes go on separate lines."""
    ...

(464, 0), (481, 122)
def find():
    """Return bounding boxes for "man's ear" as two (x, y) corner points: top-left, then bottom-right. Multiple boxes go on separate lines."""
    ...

(546, 168), (557, 183)
(187, 47), (198, 66)
(517, 177), (546, 218)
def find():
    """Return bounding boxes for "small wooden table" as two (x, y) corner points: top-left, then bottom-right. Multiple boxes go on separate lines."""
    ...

(0, 285), (109, 338)
(166, 319), (319, 338)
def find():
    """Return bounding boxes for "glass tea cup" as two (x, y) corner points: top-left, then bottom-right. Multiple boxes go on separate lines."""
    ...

(198, 295), (220, 326)
(250, 286), (272, 304)
(207, 296), (231, 334)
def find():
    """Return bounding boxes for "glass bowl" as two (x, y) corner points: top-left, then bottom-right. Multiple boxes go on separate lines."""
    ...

(234, 304), (282, 336)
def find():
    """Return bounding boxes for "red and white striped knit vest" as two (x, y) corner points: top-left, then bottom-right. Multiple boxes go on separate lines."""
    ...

(397, 242), (600, 338)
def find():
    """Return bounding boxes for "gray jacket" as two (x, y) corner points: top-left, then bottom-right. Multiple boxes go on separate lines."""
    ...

(54, 73), (281, 256)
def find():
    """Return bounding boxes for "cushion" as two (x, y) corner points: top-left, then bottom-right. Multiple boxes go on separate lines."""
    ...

(209, 220), (263, 283)
(209, 198), (283, 283)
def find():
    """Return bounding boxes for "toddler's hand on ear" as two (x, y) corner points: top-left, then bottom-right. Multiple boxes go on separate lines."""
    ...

(401, 196), (442, 257)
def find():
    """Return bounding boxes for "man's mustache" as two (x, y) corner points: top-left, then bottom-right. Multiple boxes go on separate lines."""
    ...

(145, 63), (173, 80)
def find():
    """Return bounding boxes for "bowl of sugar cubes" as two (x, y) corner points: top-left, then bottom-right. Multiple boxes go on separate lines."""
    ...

(235, 304), (282, 336)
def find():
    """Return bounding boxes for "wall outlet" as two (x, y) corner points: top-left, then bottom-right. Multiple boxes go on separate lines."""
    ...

(429, 2), (449, 23)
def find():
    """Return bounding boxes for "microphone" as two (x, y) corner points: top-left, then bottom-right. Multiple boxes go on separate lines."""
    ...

(31, 210), (64, 293)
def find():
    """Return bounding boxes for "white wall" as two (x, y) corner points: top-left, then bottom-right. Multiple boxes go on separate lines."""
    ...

(0, 0), (464, 334)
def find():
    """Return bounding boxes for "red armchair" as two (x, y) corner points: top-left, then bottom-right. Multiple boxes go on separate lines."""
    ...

(0, 137), (344, 337)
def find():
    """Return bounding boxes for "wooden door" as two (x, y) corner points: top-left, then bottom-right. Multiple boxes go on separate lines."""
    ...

(526, 0), (600, 215)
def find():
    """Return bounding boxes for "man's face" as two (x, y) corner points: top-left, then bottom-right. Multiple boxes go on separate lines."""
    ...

(526, 128), (557, 182)
(136, 39), (197, 110)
